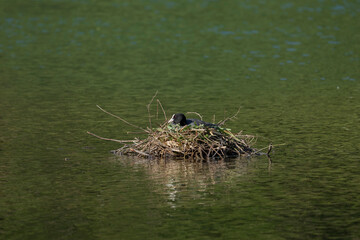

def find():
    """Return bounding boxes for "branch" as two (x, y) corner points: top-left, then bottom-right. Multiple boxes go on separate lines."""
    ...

(157, 99), (167, 121)
(186, 112), (203, 120)
(218, 107), (241, 126)
(87, 131), (138, 143)
(96, 105), (149, 133)
(146, 91), (158, 129)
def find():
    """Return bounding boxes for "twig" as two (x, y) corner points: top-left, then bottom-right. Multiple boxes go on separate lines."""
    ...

(129, 148), (149, 157)
(157, 99), (167, 121)
(147, 91), (158, 129)
(127, 131), (148, 134)
(218, 107), (241, 126)
(253, 143), (285, 155)
(156, 99), (159, 120)
(96, 105), (149, 133)
(87, 131), (138, 143)
(186, 112), (203, 120)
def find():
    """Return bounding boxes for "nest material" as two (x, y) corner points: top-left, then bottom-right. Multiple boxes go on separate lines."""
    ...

(88, 93), (271, 161)
(111, 124), (259, 160)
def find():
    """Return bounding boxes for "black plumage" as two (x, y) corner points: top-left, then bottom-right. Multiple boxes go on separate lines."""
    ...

(168, 113), (217, 127)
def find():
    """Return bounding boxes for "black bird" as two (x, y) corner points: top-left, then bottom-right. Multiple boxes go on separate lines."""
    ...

(168, 113), (218, 127)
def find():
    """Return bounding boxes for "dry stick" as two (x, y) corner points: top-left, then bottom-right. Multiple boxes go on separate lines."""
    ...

(219, 147), (225, 159)
(87, 131), (137, 143)
(224, 130), (242, 142)
(203, 136), (216, 158)
(233, 146), (242, 157)
(218, 107), (241, 126)
(156, 100), (159, 120)
(140, 142), (150, 153)
(129, 148), (149, 157)
(115, 145), (129, 154)
(96, 105), (149, 133)
(146, 91), (158, 129)
(127, 131), (147, 134)
(186, 112), (203, 120)
(234, 142), (245, 154)
(214, 143), (225, 159)
(199, 148), (203, 160)
(253, 143), (286, 155)
(217, 143), (227, 159)
(244, 135), (256, 145)
(210, 143), (220, 159)
(157, 99), (167, 121)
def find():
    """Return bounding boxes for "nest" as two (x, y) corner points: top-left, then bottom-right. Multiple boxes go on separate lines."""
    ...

(112, 124), (258, 160)
(87, 93), (272, 161)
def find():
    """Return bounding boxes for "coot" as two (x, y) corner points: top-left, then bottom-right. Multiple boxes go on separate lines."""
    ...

(168, 113), (217, 127)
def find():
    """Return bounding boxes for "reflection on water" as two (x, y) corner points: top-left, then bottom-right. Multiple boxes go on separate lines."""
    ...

(113, 156), (271, 209)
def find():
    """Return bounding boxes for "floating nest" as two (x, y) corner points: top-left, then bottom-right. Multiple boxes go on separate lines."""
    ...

(87, 94), (272, 161)
(112, 124), (259, 160)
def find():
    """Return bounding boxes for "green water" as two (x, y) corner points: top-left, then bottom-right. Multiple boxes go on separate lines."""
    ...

(1, 0), (359, 239)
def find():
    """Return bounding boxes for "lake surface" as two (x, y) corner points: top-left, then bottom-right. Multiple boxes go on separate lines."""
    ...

(1, 0), (359, 239)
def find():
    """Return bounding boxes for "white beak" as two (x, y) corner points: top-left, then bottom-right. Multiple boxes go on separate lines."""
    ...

(168, 114), (175, 123)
